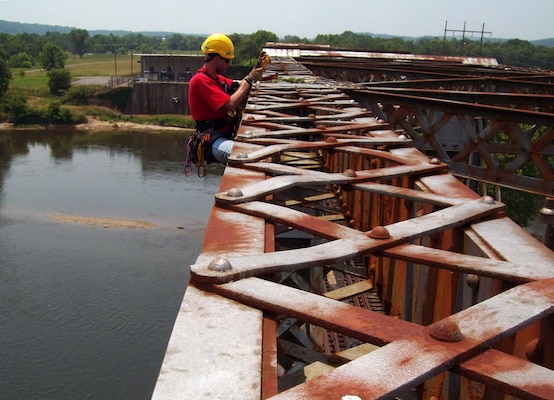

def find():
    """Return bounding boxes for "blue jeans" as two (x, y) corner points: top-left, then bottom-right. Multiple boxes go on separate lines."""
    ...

(211, 136), (234, 164)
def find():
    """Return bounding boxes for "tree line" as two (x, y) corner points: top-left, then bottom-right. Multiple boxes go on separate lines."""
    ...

(1, 28), (554, 70)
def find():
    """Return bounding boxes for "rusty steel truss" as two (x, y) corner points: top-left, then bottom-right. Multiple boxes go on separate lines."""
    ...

(293, 45), (554, 198)
(156, 50), (554, 399)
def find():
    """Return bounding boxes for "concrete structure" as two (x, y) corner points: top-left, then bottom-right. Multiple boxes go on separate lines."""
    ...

(136, 54), (204, 82)
(126, 54), (249, 115)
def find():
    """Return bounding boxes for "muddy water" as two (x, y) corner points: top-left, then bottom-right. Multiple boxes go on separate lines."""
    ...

(0, 130), (223, 399)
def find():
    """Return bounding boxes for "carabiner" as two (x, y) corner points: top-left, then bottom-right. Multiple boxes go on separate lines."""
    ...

(184, 161), (193, 176)
(198, 165), (207, 177)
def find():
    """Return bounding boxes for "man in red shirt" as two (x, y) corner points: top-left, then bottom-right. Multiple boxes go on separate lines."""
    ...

(188, 33), (264, 164)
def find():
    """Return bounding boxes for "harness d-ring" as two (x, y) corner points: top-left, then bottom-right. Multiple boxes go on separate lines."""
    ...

(184, 162), (193, 176)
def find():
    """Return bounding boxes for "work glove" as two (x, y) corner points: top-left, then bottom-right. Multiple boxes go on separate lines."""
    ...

(247, 66), (264, 84)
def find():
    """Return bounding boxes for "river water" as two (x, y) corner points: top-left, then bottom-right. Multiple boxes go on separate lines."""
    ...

(0, 129), (223, 399)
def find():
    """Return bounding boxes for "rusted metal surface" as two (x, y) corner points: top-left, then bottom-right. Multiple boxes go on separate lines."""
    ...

(156, 50), (554, 399)
(192, 198), (505, 284)
(296, 47), (554, 198)
(151, 285), (263, 400)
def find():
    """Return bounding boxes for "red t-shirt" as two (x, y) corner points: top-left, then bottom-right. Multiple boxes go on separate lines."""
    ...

(189, 67), (233, 121)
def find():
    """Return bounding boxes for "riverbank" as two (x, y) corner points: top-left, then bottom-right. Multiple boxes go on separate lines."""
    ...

(0, 116), (194, 133)
(76, 116), (193, 132)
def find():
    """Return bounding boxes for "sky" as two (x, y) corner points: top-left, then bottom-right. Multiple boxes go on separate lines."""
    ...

(0, 0), (552, 41)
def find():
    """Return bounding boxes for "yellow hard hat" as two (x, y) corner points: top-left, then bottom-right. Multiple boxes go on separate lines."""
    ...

(201, 33), (235, 59)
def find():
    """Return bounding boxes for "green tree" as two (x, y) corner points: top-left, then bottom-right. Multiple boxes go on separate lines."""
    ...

(68, 29), (90, 58)
(167, 33), (185, 51)
(250, 30), (278, 57)
(182, 35), (204, 52)
(283, 35), (309, 44)
(90, 33), (118, 54)
(3, 33), (45, 60)
(40, 42), (66, 70)
(44, 31), (70, 51)
(47, 68), (71, 96)
(0, 50), (11, 98)
(8, 52), (34, 68)
(62, 85), (96, 105)
(229, 30), (278, 65)
(3, 93), (42, 124)
(45, 100), (81, 123)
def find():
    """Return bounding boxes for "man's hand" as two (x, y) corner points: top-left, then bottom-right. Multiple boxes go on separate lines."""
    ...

(247, 67), (264, 83)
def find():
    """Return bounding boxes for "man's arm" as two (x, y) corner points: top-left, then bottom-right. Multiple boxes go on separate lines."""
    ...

(223, 79), (254, 112)
(223, 67), (264, 112)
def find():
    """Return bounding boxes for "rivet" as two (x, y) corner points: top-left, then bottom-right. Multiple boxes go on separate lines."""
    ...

(367, 226), (390, 239)
(540, 197), (554, 215)
(227, 188), (244, 197)
(325, 136), (338, 143)
(236, 153), (249, 159)
(243, 131), (253, 137)
(429, 157), (441, 165)
(208, 257), (232, 272)
(343, 169), (357, 177)
(429, 319), (463, 342)
(308, 113), (316, 119)
(481, 195), (495, 204)
(524, 338), (541, 362)
(466, 274), (480, 290)
(398, 134), (408, 140)
(539, 203), (554, 216)
(245, 115), (255, 121)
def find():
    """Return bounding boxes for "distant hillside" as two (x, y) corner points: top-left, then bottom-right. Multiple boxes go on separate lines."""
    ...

(533, 38), (554, 47)
(366, 32), (554, 47)
(1, 19), (553, 47)
(0, 20), (178, 38)
(0, 20), (75, 34)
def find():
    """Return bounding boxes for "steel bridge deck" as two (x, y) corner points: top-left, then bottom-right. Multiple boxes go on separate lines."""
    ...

(153, 52), (554, 399)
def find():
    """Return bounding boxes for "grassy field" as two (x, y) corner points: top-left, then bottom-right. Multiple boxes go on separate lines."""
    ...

(10, 53), (135, 93)
(6, 52), (195, 128)
(65, 53), (136, 76)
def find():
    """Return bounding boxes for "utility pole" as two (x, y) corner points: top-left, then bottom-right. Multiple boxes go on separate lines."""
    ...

(114, 49), (118, 78)
(442, 20), (492, 56)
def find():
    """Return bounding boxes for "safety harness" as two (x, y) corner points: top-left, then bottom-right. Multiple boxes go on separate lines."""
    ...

(184, 119), (228, 177)
(185, 72), (238, 177)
